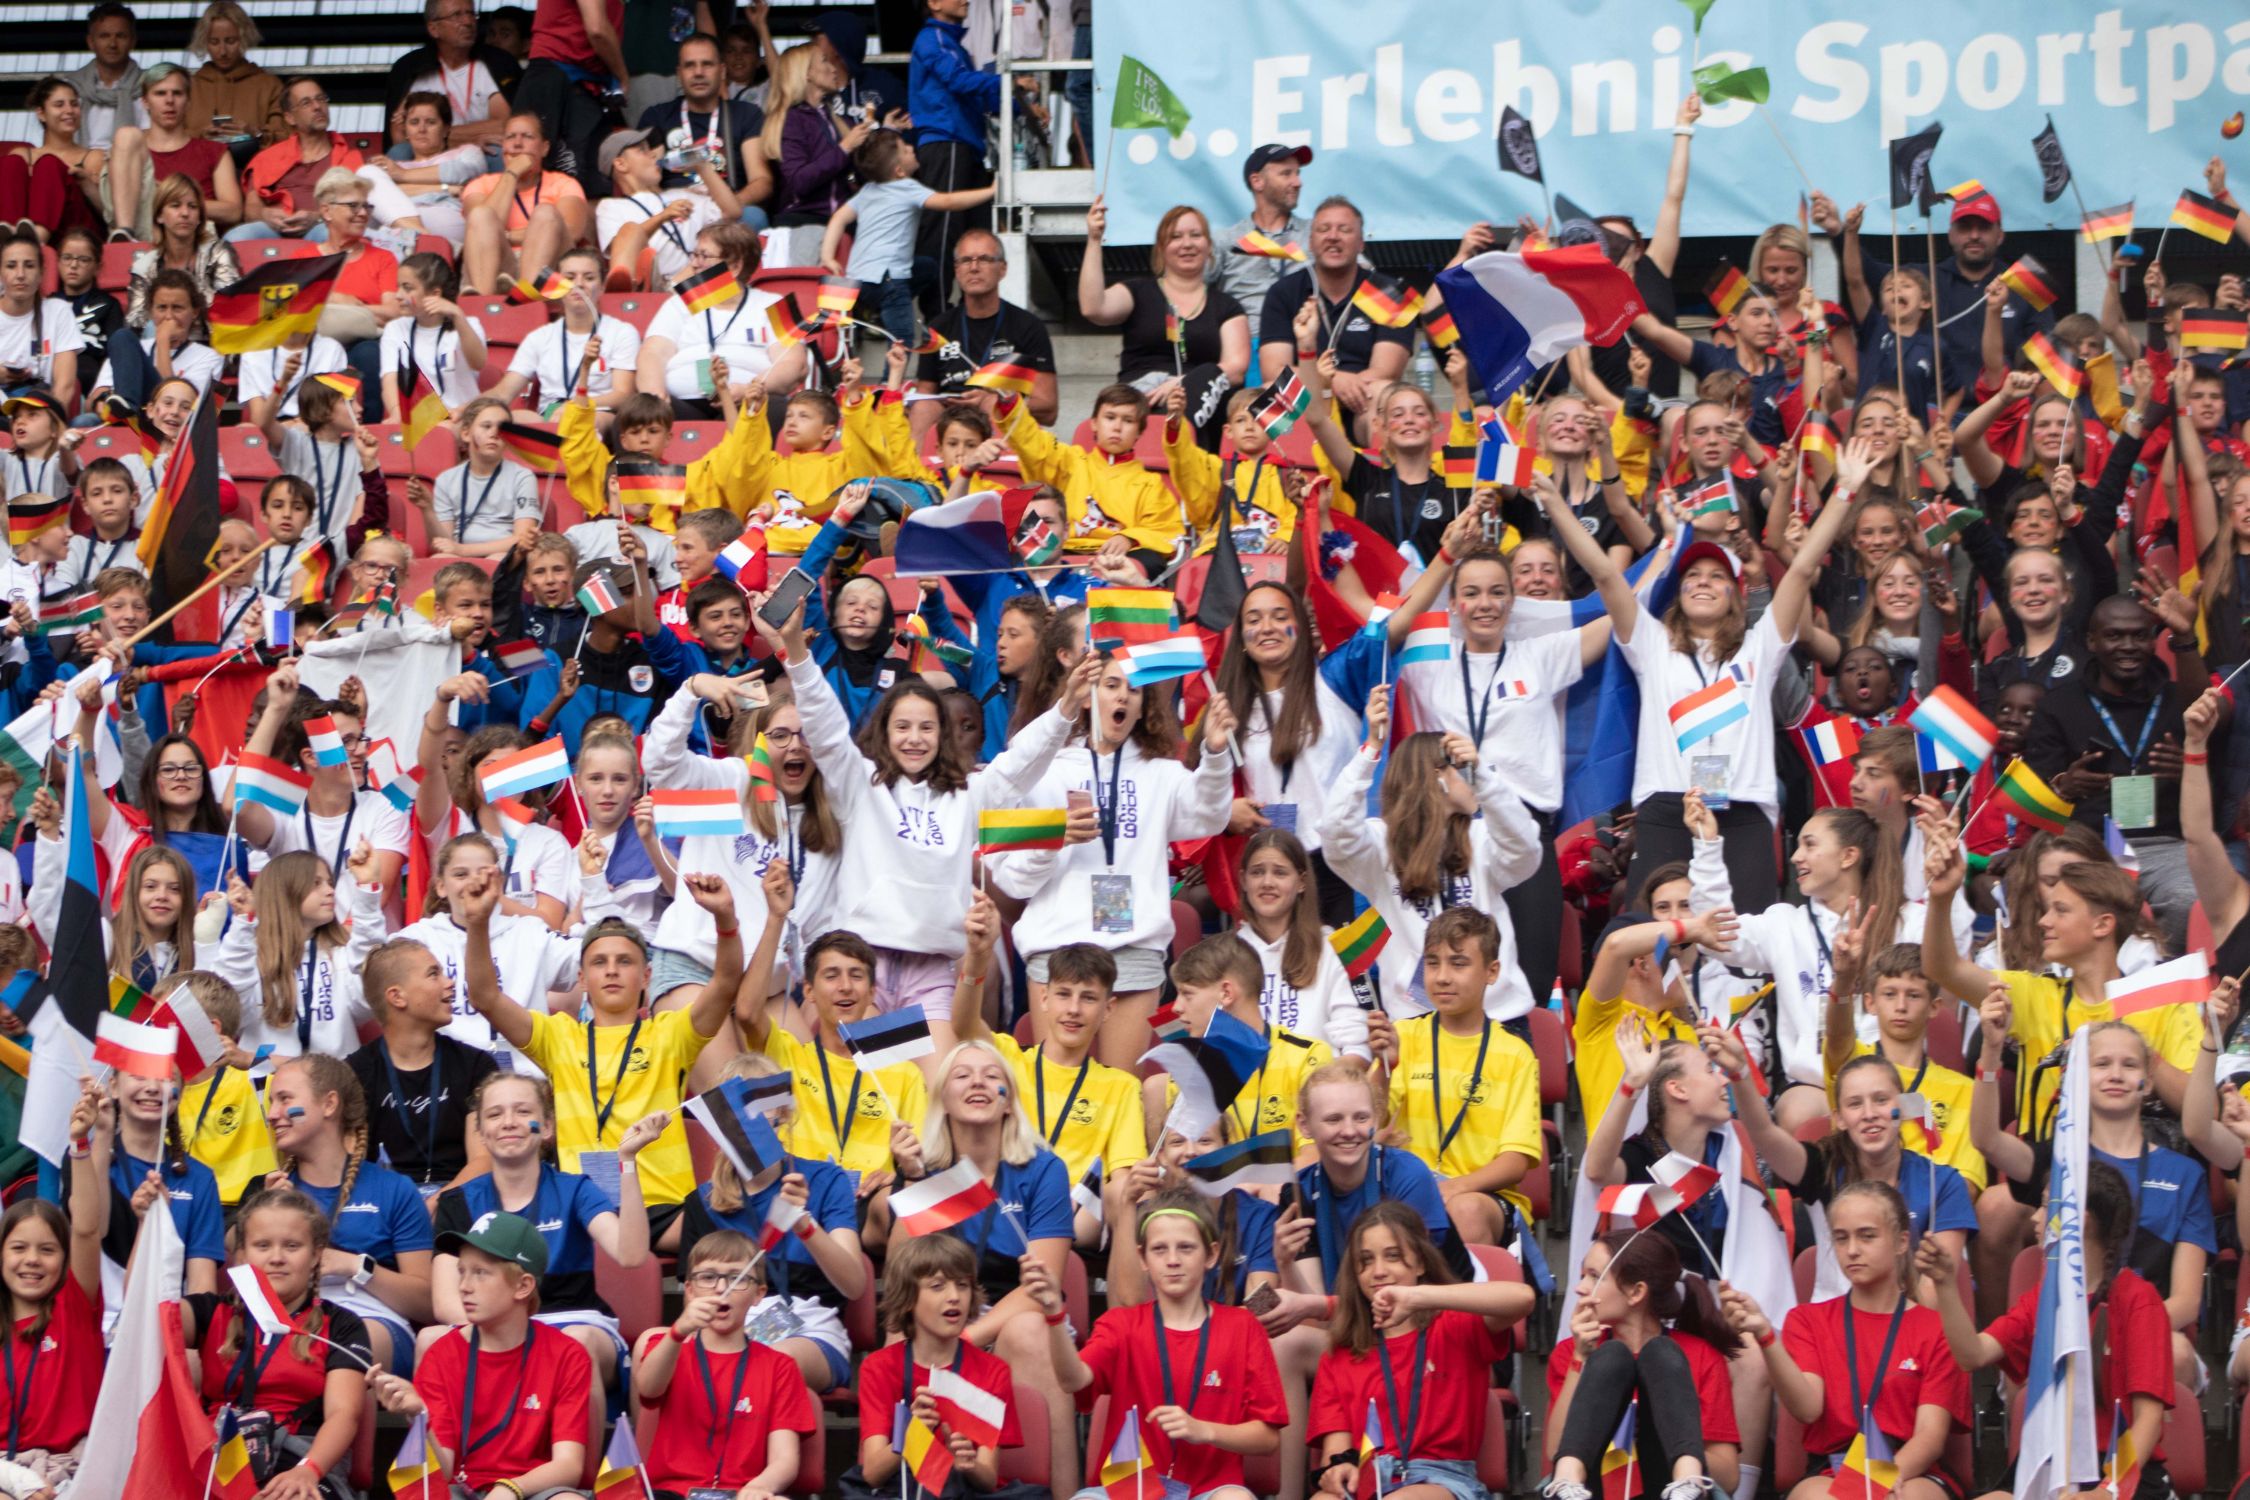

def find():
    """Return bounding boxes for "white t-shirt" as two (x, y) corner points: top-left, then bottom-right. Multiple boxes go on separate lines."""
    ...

(380, 315), (488, 410)
(1619, 611), (1794, 820)
(59, 533), (141, 595)
(107, 333), (223, 396)
(508, 315), (641, 404)
(275, 426), (365, 549)
(1401, 630), (1585, 815)
(408, 59), (504, 130)
(431, 811), (576, 912)
(260, 792), (414, 907)
(431, 459), (542, 543)
(239, 336), (351, 419)
(1236, 678), (1361, 857)
(0, 300), (86, 386)
(644, 285), (782, 400)
(593, 191), (723, 288)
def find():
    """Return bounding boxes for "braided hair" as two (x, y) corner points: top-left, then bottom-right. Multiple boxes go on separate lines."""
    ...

(274, 1054), (369, 1225)
(219, 1188), (334, 1368)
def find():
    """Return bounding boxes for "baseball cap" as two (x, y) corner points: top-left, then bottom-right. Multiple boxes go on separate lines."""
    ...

(596, 126), (655, 178)
(438, 1210), (549, 1277)
(1242, 143), (1312, 183)
(0, 389), (64, 422)
(1675, 538), (1743, 585)
(1950, 188), (2001, 228)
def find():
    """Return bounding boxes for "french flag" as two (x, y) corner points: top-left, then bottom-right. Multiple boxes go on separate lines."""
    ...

(1434, 246), (1646, 405)
(714, 537), (761, 584)
(894, 490), (1013, 577)
(1475, 418), (1537, 487)
(1798, 717), (1861, 767)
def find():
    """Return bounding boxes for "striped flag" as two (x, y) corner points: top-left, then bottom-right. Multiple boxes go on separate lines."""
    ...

(1234, 230), (1305, 261)
(509, 268), (569, 302)
(1916, 497), (1981, 547)
(1395, 612), (1451, 667)
(263, 599), (295, 651)
(302, 715), (347, 768)
(312, 369), (363, 402)
(33, 588), (100, 634)
(1350, 279), (1415, 329)
(1668, 669), (1749, 752)
(1994, 758), (2073, 833)
(2022, 331), (2084, 402)
(498, 421), (563, 474)
(1998, 255), (2059, 312)
(1704, 263), (1752, 318)
(6, 493), (70, 547)
(2105, 952), (2210, 1018)
(839, 1005), (936, 1069)
(714, 537), (761, 583)
(1830, 1431), (1899, 1500)
(1908, 685), (1997, 774)
(365, 738), (420, 814)
(928, 1365), (1007, 1447)
(1087, 588), (1176, 652)
(757, 1192), (806, 1251)
(1800, 410), (1840, 464)
(1682, 472), (1736, 519)
(94, 1013), (177, 1080)
(232, 751), (310, 815)
(1329, 908), (1389, 978)
(1143, 1007), (1269, 1139)
(2013, 1030), (2097, 1500)
(1894, 1091), (1943, 1155)
(2079, 201), (2134, 243)
(1254, 369), (1310, 438)
(901, 1413), (955, 1496)
(2103, 816), (2142, 877)
(675, 261), (740, 314)
(1101, 1409), (1156, 1500)
(2169, 187), (2238, 243)
(388, 1412), (444, 1493)
(1015, 512), (1062, 566)
(476, 736), (570, 800)
(966, 361), (1039, 396)
(2180, 308), (2249, 355)
(576, 572), (623, 617)
(399, 365), (448, 453)
(889, 1158), (999, 1235)
(613, 458), (687, 512)
(1421, 307), (1460, 350)
(592, 1418), (643, 1494)
(1120, 632), (1206, 687)
(1180, 1129), (1295, 1193)
(1797, 716), (1862, 768)
(227, 1263), (293, 1339)
(683, 1077), (788, 1181)
(817, 275), (862, 314)
(746, 734), (779, 802)
(109, 974), (156, 1023)
(651, 788), (747, 838)
(1475, 418), (1536, 486)
(208, 252), (344, 354)
(977, 808), (1069, 856)
(490, 639), (547, 678)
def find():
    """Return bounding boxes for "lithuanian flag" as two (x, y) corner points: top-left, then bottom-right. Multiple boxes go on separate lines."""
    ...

(747, 733), (779, 802)
(977, 807), (1069, 856)
(2080, 201), (2134, 243)
(675, 261), (740, 314)
(499, 420), (564, 474)
(399, 366), (449, 453)
(6, 492), (69, 547)
(1329, 908), (1389, 978)
(2020, 331), (2083, 402)
(1994, 758), (2073, 833)
(1997, 255), (2058, 312)
(208, 251), (344, 354)
(1087, 588), (1176, 651)
(1704, 263), (1752, 318)
(2170, 188), (2238, 244)
(110, 974), (156, 1023)
(966, 361), (1038, 396)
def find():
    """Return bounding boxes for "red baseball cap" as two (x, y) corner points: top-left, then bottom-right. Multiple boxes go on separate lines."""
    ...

(1950, 189), (2002, 228)
(1675, 539), (1743, 586)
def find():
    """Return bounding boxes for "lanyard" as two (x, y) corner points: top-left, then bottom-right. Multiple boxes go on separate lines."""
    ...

(1, 1322), (39, 1460)
(1087, 744), (1125, 866)
(76, 536), (127, 592)
(379, 1039), (445, 1183)
(414, 324), (449, 387)
(587, 1017), (644, 1136)
(311, 439), (344, 530)
(633, 192), (692, 256)
(458, 1326), (536, 1471)
(1460, 648), (1505, 747)
(1430, 1014), (1492, 1156)
(306, 800), (356, 881)
(457, 466), (503, 540)
(297, 937), (318, 1052)
(1808, 905), (1836, 996)
(2087, 694), (2159, 772)
(224, 1315), (294, 1411)
(511, 174), (541, 225)
(1256, 691), (1294, 793)
(1843, 1297), (1910, 1439)
(189, 1065), (228, 1146)
(956, 305), (996, 371)
(1032, 1047), (1089, 1149)
(703, 293), (746, 352)
(440, 59), (479, 123)
(1312, 1149), (1385, 1281)
(556, 325), (592, 399)
(694, 1336), (755, 1485)
(1150, 1307), (1214, 1463)
(815, 1041), (863, 1159)
(10, 454), (48, 501)
(1378, 1324), (1433, 1461)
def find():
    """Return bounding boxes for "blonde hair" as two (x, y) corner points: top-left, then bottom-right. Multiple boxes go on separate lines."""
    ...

(114, 844), (197, 982)
(758, 45), (818, 160)
(273, 1053), (369, 1225)
(190, 0), (261, 55)
(1748, 223), (1811, 288)
(919, 1040), (1042, 1170)
(251, 851), (346, 1030)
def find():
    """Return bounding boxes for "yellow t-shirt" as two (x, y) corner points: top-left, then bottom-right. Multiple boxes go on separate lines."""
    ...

(1160, 1025), (1332, 1154)
(989, 1034), (1147, 1183)
(2000, 970), (2202, 1134)
(525, 1008), (712, 1205)
(1387, 1014), (1542, 1214)
(1847, 1043), (1987, 1192)
(179, 1066), (277, 1205)
(1573, 987), (1701, 1135)
(760, 1027), (930, 1180)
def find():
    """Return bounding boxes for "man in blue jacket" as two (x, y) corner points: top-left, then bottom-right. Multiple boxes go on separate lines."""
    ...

(908, 0), (1045, 313)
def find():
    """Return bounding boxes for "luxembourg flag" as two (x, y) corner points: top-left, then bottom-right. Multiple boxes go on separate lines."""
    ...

(651, 788), (747, 838)
(478, 736), (569, 801)
(1434, 245), (1647, 404)
(1668, 670), (1748, 752)
(1799, 716), (1862, 768)
(1120, 632), (1207, 688)
(894, 489), (1013, 577)
(1474, 418), (1537, 487)
(1908, 685), (1997, 776)
(233, 752), (311, 816)
(301, 715), (348, 768)
(1395, 613), (1452, 667)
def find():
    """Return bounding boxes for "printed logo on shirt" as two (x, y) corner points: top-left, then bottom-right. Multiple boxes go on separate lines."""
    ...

(212, 1103), (243, 1137)
(38, 1336), (57, 1354)
(169, 1187), (195, 1204)
(735, 1397), (755, 1413)
(338, 1201), (380, 1215)
(629, 664), (655, 693)
(1406, 1067), (1488, 1106)
(895, 805), (949, 848)
(2143, 1177), (2182, 1194)
(624, 1045), (654, 1075)
(1075, 496), (1116, 536)
(1204, 1370), (1223, 1387)
(525, 1394), (541, 1410)
(1260, 972), (1300, 1032)
(1899, 1357), (1919, 1372)
(538, 1218), (564, 1233)
(1419, 496), (1445, 521)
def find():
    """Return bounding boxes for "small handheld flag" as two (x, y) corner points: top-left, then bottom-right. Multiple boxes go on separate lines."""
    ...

(1101, 1409), (1157, 1500)
(2105, 951), (2211, 1018)
(747, 734), (779, 802)
(93, 1013), (177, 1080)
(1704, 263), (1753, 319)
(1235, 230), (1305, 261)
(928, 1365), (1008, 1447)
(233, 751), (311, 816)
(889, 1158), (999, 1235)
(683, 1078), (788, 1181)
(2170, 188), (2238, 244)
(302, 715), (348, 768)
(977, 808), (1069, 856)
(510, 268), (570, 302)
(5, 493), (70, 547)
(675, 261), (741, 314)
(1668, 669), (1750, 753)
(1908, 685), (1998, 775)
(387, 1412), (444, 1494)
(817, 275), (861, 314)
(576, 572), (624, 617)
(491, 639), (548, 678)
(839, 1005), (936, 1069)
(592, 1417), (643, 1494)
(1180, 1130), (1296, 1193)
(1395, 613), (1451, 667)
(1120, 632), (1207, 688)
(1329, 908), (1389, 978)
(476, 736), (570, 801)
(2080, 202), (2135, 243)
(1994, 758), (2073, 833)
(399, 366), (448, 453)
(613, 457), (688, 512)
(1254, 369), (1311, 439)
(1087, 588), (1176, 652)
(498, 421), (564, 475)
(651, 787), (748, 839)
(966, 361), (1038, 397)
(1999, 256), (2060, 312)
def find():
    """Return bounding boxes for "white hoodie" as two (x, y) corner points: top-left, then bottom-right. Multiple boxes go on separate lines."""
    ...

(211, 882), (387, 1068)
(789, 653), (1069, 957)
(1237, 922), (1368, 1058)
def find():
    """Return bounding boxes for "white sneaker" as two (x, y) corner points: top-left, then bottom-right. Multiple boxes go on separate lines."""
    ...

(1661, 1477), (1720, 1500)
(1542, 1480), (1595, 1500)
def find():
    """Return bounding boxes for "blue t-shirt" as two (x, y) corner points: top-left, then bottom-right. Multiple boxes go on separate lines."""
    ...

(293, 1161), (436, 1266)
(436, 1164), (617, 1314)
(844, 177), (937, 282)
(2096, 1142), (2218, 1296)
(1894, 1150), (1977, 1241)
(111, 1148), (226, 1266)
(946, 1150), (1074, 1295)
(683, 1156), (855, 1306)
(1297, 1145), (1453, 1285)
(1686, 340), (1789, 444)
(1226, 1190), (1281, 1301)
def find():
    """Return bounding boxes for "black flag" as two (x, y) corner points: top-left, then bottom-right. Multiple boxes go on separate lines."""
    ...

(2032, 116), (2072, 204)
(1192, 463), (1251, 635)
(1497, 105), (1543, 183)
(1888, 121), (1944, 212)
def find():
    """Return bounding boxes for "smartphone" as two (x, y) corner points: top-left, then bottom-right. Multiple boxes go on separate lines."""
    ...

(759, 566), (817, 628)
(1066, 789), (1094, 815)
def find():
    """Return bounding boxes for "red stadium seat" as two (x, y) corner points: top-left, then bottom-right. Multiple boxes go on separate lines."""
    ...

(217, 427), (281, 482)
(241, 238), (322, 267)
(412, 232), (455, 265)
(1927, 1000), (1966, 1072)
(475, 300), (551, 347)
(663, 421), (726, 465)
(1528, 1007), (1568, 1109)
(100, 239), (148, 292)
(2162, 1381), (2205, 1495)
(1169, 899), (1200, 962)
(349, 1390), (376, 1494)
(841, 1250), (880, 1353)
(600, 292), (665, 333)
(994, 1375), (1052, 1491)
(593, 1244), (662, 1347)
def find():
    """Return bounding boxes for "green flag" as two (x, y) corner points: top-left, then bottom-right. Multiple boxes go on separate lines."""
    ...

(1693, 61), (1770, 105)
(1112, 55), (1191, 137)
(1679, 0), (1718, 33)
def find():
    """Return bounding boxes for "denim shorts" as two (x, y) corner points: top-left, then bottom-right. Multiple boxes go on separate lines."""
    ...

(649, 946), (713, 1001)
(1388, 1458), (1487, 1500)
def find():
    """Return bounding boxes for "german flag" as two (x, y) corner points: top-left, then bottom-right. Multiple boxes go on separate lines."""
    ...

(293, 538), (337, 608)
(138, 388), (223, 642)
(207, 251), (344, 355)
(312, 369), (363, 403)
(509, 268), (569, 303)
(1422, 308), (1459, 350)
(2170, 188), (2238, 244)
(1942, 178), (1985, 202)
(907, 324), (946, 355)
(966, 361), (1038, 396)
(1438, 444), (1478, 489)
(614, 457), (687, 511)
(6, 492), (69, 547)
(2080, 201), (2134, 242)
(500, 420), (563, 474)
(817, 275), (861, 314)
(1800, 409), (1839, 464)
(674, 261), (740, 314)
(2180, 308), (2249, 355)
(2021, 331), (2083, 402)
(1704, 263), (1753, 318)
(766, 301), (827, 350)
(1234, 230), (1305, 261)
(1997, 255), (2058, 313)
(1350, 279), (1414, 329)
(399, 366), (448, 453)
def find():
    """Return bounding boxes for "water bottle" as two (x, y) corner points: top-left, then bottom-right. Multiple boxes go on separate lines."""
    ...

(1012, 128), (1030, 175)
(1409, 343), (1439, 398)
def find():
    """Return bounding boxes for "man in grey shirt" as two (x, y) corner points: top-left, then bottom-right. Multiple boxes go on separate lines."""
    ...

(62, 1), (144, 149)
(1206, 142), (1310, 324)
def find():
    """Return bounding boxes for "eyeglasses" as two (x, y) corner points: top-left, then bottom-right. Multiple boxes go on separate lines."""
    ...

(328, 201), (371, 215)
(759, 726), (801, 747)
(338, 733), (370, 749)
(684, 1270), (748, 1290)
(57, 252), (96, 266)
(687, 247), (721, 263)
(953, 254), (1002, 267)
(155, 764), (204, 781)
(294, 93), (330, 109)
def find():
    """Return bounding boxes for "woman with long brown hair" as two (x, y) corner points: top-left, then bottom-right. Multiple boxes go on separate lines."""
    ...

(1237, 829), (1364, 1056)
(211, 846), (387, 1065)
(0, 77), (104, 240)
(125, 171), (239, 334)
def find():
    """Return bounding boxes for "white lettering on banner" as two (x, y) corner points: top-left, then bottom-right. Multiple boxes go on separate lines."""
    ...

(1106, 1), (2250, 241)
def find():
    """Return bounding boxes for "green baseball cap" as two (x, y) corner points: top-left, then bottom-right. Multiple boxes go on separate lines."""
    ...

(437, 1210), (549, 1278)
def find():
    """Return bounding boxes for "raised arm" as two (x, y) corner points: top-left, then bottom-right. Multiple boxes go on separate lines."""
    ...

(1642, 94), (1700, 278)
(1767, 435), (1872, 642)
(1967, 986), (2035, 1185)
(730, 860), (795, 1051)
(2181, 688), (2250, 936)
(457, 867), (535, 1050)
(1710, 1025), (1807, 1184)
(1531, 469), (1641, 641)
(1919, 824), (2001, 1003)
(1077, 199), (1135, 324)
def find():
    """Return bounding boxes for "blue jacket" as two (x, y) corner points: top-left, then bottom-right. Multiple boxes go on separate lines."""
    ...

(548, 624), (695, 752)
(799, 520), (949, 731)
(908, 18), (1000, 148)
(457, 644), (555, 736)
(946, 566), (1090, 761)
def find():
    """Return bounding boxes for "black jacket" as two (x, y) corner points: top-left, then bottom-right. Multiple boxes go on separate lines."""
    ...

(2021, 668), (2193, 838)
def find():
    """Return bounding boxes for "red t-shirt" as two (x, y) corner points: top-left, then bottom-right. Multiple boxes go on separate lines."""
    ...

(1542, 1330), (1741, 1446)
(1987, 1270), (2174, 1455)
(1307, 1310), (1506, 1464)
(333, 244), (399, 306)
(150, 138), (228, 198)
(1781, 1297), (1970, 1459)
(415, 1321), (595, 1488)
(1078, 1304), (1289, 1491)
(643, 1336), (818, 1491)
(529, 0), (622, 69)
(196, 1298), (371, 1434)
(856, 1339), (1024, 1452)
(0, 1274), (102, 1453)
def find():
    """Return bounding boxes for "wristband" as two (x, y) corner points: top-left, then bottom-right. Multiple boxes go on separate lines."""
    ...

(1669, 919), (1687, 945)
(619, 1159), (637, 1174)
(1754, 1330), (1776, 1349)
(2184, 751), (2208, 765)
(796, 1215), (818, 1240)
(1977, 1068), (2000, 1083)
(1436, 546), (1456, 566)
(297, 1458), (324, 1481)
(1672, 124), (1695, 137)
(491, 1482), (526, 1500)
(714, 924), (740, 939)
(1297, 345), (1317, 360)
(1044, 1308), (1067, 1326)
(1617, 1081), (1637, 1101)
(661, 1325), (683, 1344)
(1324, 1295), (1339, 1319)
(526, 717), (550, 736)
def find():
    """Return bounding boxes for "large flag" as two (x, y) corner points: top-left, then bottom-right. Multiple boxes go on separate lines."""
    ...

(207, 251), (344, 354)
(73, 1205), (198, 1500)
(2014, 1030), (2099, 1500)
(1111, 56), (1190, 136)
(1434, 247), (1645, 407)
(1142, 1008), (1269, 1138)
(136, 387), (223, 643)
(894, 490), (1013, 576)
(23, 747), (108, 1165)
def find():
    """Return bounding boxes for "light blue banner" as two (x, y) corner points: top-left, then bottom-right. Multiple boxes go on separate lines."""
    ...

(1089, 0), (2250, 241)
